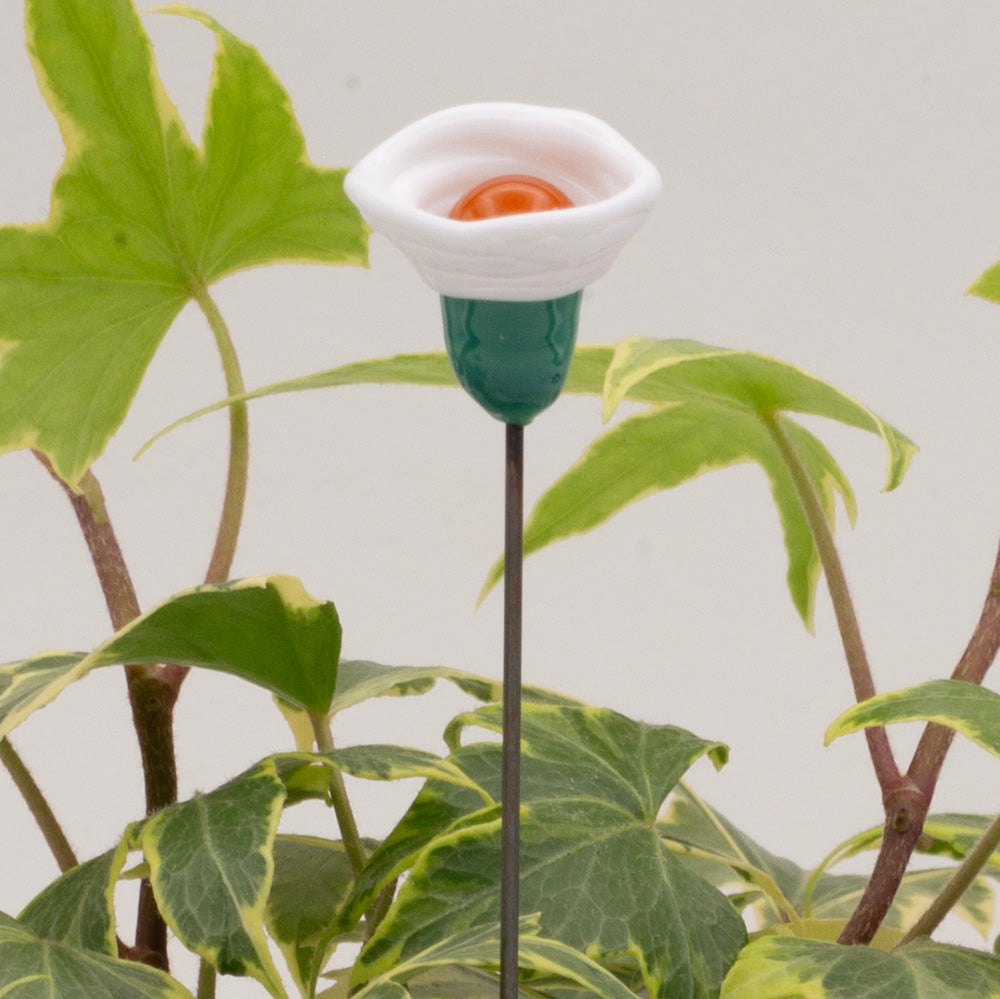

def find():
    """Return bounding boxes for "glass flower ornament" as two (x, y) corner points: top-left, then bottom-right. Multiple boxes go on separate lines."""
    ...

(345, 102), (661, 423)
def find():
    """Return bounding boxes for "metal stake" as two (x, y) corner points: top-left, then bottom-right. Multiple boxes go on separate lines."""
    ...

(500, 421), (524, 999)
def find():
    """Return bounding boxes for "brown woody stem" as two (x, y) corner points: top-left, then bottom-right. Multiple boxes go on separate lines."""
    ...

(839, 539), (1000, 944)
(36, 453), (175, 970)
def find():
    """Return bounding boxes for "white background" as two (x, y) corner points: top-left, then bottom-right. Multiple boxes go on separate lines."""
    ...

(2, 0), (1000, 992)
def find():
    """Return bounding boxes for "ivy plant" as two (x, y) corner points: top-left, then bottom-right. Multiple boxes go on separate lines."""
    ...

(4, 2), (1000, 998)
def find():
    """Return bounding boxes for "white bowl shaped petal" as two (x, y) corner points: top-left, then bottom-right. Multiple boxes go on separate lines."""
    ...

(344, 103), (661, 301)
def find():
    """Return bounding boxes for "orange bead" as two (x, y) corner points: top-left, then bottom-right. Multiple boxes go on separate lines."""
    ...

(449, 174), (573, 221)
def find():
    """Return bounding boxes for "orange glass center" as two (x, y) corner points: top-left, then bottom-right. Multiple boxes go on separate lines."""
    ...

(449, 174), (573, 221)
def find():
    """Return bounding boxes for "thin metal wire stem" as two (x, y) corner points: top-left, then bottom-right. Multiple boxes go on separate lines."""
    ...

(500, 422), (524, 999)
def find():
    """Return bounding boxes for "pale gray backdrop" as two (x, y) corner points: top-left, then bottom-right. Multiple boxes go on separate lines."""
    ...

(2, 1), (1000, 991)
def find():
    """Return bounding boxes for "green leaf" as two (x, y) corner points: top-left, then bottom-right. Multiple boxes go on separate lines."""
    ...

(0, 910), (195, 998)
(0, 575), (341, 739)
(825, 679), (1000, 757)
(331, 661), (502, 714)
(919, 813), (1000, 870)
(659, 784), (809, 923)
(138, 345), (620, 457)
(803, 813), (1000, 938)
(278, 659), (576, 751)
(270, 745), (493, 813)
(480, 398), (852, 626)
(660, 787), (996, 940)
(602, 338), (915, 490)
(480, 337), (913, 625)
(0, 651), (89, 741)
(351, 918), (640, 999)
(332, 660), (578, 714)
(18, 844), (130, 955)
(275, 660), (503, 752)
(0, 0), (366, 487)
(265, 835), (369, 999)
(139, 759), (288, 997)
(968, 261), (1000, 305)
(326, 745), (493, 800)
(95, 575), (342, 715)
(720, 936), (1000, 998)
(657, 784), (994, 946)
(352, 704), (744, 999)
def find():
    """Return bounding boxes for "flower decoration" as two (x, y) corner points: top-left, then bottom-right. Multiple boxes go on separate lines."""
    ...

(345, 102), (660, 423)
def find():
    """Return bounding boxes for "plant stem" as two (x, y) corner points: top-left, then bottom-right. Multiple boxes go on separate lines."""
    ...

(160, 283), (250, 689)
(35, 453), (175, 969)
(840, 538), (1000, 945)
(763, 414), (900, 794)
(32, 286), (249, 970)
(898, 809), (1000, 946)
(0, 737), (78, 873)
(908, 539), (1000, 798)
(310, 713), (367, 878)
(192, 282), (249, 589)
(761, 414), (939, 946)
(197, 958), (217, 999)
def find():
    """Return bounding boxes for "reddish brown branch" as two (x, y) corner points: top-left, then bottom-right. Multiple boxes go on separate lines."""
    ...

(36, 452), (175, 970)
(839, 538), (1000, 944)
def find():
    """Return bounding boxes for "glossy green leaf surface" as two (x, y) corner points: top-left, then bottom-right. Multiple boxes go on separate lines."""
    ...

(18, 846), (128, 955)
(482, 397), (852, 626)
(140, 759), (287, 996)
(265, 835), (367, 998)
(0, 910), (195, 997)
(350, 918), (639, 999)
(720, 936), (1000, 998)
(826, 679), (1000, 757)
(331, 661), (502, 714)
(0, 0), (366, 488)
(94, 575), (342, 714)
(602, 338), (915, 489)
(138, 346), (618, 456)
(0, 575), (341, 739)
(0, 650), (88, 741)
(331, 660), (578, 714)
(660, 786), (995, 939)
(350, 703), (744, 999)
(326, 745), (493, 800)
(482, 338), (914, 624)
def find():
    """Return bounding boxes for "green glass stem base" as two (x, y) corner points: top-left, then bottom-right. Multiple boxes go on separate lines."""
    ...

(440, 292), (582, 425)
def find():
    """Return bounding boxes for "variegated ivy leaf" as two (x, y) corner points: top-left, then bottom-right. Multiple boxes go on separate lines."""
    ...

(0, 650), (89, 741)
(601, 338), (914, 488)
(331, 661), (506, 714)
(482, 337), (916, 626)
(348, 918), (639, 999)
(0, 575), (341, 740)
(0, 911), (195, 998)
(137, 347), (616, 455)
(659, 785), (995, 940)
(139, 337), (911, 627)
(265, 835), (375, 999)
(140, 758), (288, 997)
(18, 844), (130, 956)
(720, 936), (1000, 999)
(278, 659), (576, 751)
(826, 679), (1000, 758)
(348, 703), (744, 999)
(0, 0), (366, 488)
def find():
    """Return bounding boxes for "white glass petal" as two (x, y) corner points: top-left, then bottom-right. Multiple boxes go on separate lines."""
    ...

(345, 103), (661, 301)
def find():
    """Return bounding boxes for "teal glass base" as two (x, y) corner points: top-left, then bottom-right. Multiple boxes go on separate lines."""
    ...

(440, 292), (582, 425)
